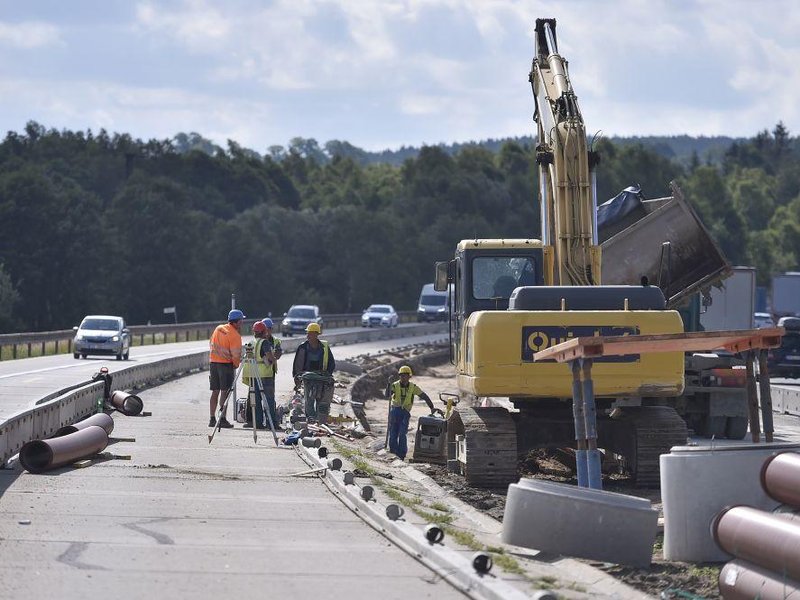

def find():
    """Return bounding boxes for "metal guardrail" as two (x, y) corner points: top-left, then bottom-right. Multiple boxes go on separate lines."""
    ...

(0, 311), (423, 360)
(0, 322), (447, 466)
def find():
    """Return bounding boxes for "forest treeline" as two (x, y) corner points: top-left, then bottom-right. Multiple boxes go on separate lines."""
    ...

(1, 121), (799, 333)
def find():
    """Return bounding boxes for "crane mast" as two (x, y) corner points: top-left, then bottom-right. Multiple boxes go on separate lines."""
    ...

(530, 18), (601, 287)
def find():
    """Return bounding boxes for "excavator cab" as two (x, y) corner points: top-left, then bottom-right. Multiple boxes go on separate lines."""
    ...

(436, 239), (545, 365)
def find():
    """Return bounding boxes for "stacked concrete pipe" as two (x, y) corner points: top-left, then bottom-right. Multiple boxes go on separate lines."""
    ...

(713, 451), (800, 599)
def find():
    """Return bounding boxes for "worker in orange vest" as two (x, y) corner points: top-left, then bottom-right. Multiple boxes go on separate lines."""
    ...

(208, 309), (245, 428)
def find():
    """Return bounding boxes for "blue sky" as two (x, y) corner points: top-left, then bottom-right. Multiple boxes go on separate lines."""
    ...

(1, 0), (798, 152)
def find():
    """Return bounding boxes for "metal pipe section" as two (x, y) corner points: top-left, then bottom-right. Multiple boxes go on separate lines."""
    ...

(719, 559), (800, 600)
(543, 21), (557, 55)
(761, 451), (800, 506)
(570, 360), (588, 487)
(110, 390), (144, 416)
(581, 359), (602, 490)
(590, 169), (599, 246)
(19, 425), (109, 474)
(539, 173), (550, 245)
(53, 412), (114, 437)
(712, 505), (800, 580)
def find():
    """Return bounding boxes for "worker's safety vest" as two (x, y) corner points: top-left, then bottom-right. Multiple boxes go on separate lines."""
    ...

(242, 337), (281, 383)
(305, 341), (330, 372)
(390, 381), (422, 412)
(209, 323), (242, 366)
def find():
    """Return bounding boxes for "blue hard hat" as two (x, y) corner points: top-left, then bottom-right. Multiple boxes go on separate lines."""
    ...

(261, 318), (274, 328)
(228, 309), (245, 321)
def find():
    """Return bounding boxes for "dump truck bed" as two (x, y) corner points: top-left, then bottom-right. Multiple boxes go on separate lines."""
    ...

(600, 184), (730, 308)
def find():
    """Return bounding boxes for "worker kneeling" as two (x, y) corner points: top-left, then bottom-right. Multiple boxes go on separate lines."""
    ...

(385, 366), (439, 460)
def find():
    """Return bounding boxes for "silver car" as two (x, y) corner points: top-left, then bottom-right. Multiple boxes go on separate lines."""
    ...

(73, 315), (131, 360)
(281, 305), (323, 337)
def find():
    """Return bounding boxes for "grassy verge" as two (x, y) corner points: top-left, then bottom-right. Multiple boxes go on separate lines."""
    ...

(0, 330), (210, 361)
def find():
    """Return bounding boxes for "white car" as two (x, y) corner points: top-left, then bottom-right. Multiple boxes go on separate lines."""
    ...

(361, 304), (399, 328)
(754, 312), (774, 328)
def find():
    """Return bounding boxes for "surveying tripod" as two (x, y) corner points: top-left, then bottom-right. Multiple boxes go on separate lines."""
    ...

(208, 344), (279, 446)
(243, 344), (280, 446)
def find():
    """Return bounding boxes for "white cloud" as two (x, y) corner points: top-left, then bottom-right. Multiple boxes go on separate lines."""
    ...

(0, 21), (60, 49)
(0, 78), (275, 148)
(135, 0), (232, 51)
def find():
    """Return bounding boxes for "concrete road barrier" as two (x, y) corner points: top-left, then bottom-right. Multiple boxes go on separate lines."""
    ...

(0, 323), (446, 466)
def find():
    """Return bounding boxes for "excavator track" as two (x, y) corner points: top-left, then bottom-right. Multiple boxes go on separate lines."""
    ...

(447, 407), (517, 488)
(607, 406), (688, 487)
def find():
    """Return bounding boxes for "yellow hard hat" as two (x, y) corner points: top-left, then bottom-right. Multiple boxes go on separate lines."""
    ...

(398, 365), (413, 376)
(306, 322), (321, 334)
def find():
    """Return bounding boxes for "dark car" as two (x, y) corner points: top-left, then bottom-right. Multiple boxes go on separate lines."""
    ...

(280, 305), (323, 337)
(767, 317), (800, 378)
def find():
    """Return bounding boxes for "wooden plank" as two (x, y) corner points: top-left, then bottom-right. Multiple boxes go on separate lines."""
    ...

(533, 327), (785, 364)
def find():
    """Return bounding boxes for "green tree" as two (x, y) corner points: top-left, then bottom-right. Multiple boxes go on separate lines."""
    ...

(728, 167), (776, 230)
(0, 263), (19, 332)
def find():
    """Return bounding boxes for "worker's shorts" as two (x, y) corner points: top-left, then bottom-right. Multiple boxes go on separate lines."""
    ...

(209, 362), (235, 391)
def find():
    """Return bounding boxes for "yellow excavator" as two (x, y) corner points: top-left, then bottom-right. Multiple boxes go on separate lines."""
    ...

(435, 19), (694, 487)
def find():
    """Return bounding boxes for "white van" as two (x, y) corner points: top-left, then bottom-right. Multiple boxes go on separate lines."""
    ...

(417, 283), (449, 322)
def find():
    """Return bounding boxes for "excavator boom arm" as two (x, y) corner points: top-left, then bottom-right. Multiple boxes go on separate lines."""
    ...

(531, 18), (601, 286)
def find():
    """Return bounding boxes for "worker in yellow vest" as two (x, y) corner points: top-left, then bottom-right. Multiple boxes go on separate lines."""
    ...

(292, 322), (335, 422)
(384, 365), (440, 460)
(242, 319), (282, 428)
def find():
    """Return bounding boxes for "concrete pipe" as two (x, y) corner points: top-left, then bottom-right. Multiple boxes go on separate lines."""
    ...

(301, 437), (321, 448)
(760, 451), (800, 507)
(318, 447), (328, 458)
(19, 425), (109, 474)
(719, 559), (800, 600)
(712, 505), (800, 580)
(327, 458), (342, 471)
(53, 413), (114, 437)
(110, 391), (144, 416)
